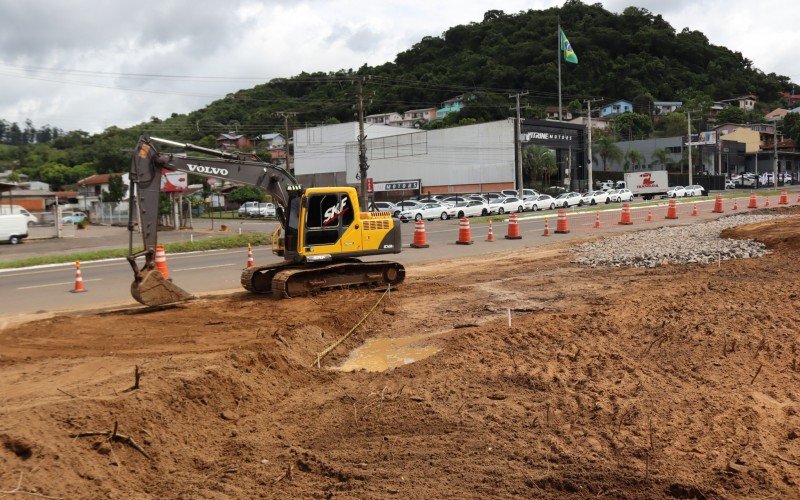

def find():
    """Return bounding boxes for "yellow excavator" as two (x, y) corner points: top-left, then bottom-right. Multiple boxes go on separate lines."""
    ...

(127, 135), (405, 306)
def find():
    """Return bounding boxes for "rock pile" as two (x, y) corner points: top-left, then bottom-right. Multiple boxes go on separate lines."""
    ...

(573, 214), (781, 268)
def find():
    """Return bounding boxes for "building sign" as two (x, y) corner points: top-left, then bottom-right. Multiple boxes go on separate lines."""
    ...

(366, 177), (374, 193)
(687, 131), (717, 146)
(374, 180), (420, 192)
(519, 122), (580, 148)
(521, 131), (574, 142)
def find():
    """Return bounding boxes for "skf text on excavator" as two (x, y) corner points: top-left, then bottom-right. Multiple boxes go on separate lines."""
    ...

(127, 135), (405, 306)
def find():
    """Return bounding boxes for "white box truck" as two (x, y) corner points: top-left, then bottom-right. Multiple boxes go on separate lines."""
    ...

(0, 214), (29, 244)
(624, 171), (669, 200)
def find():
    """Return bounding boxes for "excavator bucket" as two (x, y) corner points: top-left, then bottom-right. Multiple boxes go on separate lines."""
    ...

(131, 268), (194, 307)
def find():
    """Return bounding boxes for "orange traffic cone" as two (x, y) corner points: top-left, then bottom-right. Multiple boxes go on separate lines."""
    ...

(665, 199), (678, 219)
(618, 203), (633, 225)
(646, 209), (653, 222)
(505, 213), (522, 240)
(543, 218), (551, 236)
(486, 221), (495, 242)
(748, 192), (758, 209)
(555, 210), (570, 234)
(246, 243), (254, 268)
(154, 245), (170, 280)
(733, 199), (739, 210)
(70, 260), (86, 293)
(691, 204), (698, 216)
(779, 190), (788, 205)
(456, 217), (474, 245)
(712, 194), (724, 213)
(410, 220), (429, 248)
(594, 212), (601, 229)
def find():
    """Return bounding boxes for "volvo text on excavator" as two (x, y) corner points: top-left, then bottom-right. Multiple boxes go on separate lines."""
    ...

(127, 135), (405, 306)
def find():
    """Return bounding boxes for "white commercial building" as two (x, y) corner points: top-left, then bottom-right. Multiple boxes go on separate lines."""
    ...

(293, 119), (516, 196)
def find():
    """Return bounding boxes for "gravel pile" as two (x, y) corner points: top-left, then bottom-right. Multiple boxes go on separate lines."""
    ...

(573, 214), (782, 268)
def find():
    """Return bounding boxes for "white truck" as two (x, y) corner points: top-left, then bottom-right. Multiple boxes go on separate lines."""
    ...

(624, 171), (669, 200)
(0, 214), (29, 244)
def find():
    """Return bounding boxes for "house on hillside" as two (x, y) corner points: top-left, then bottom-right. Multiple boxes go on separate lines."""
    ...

(256, 133), (286, 150)
(599, 100), (633, 118)
(77, 173), (125, 210)
(714, 123), (777, 153)
(765, 108), (790, 121)
(216, 132), (254, 152)
(397, 108), (437, 128)
(780, 92), (800, 105)
(365, 112), (403, 126)
(721, 94), (758, 111)
(544, 106), (573, 120)
(652, 101), (682, 116)
(436, 95), (466, 119)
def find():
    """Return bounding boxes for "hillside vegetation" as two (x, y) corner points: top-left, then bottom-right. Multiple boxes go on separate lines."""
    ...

(0, 0), (793, 187)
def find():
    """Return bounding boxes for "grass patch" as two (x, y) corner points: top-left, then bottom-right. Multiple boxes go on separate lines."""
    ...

(0, 233), (272, 270)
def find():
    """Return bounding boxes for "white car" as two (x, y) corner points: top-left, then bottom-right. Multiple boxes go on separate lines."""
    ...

(667, 186), (687, 198)
(446, 200), (488, 218)
(238, 201), (258, 216)
(257, 202), (276, 217)
(488, 196), (524, 214)
(440, 196), (470, 207)
(370, 201), (401, 218)
(553, 192), (583, 208)
(580, 190), (610, 206)
(684, 185), (705, 197)
(399, 202), (450, 222)
(724, 180), (735, 190)
(246, 202), (264, 217)
(528, 194), (556, 211)
(608, 189), (634, 202)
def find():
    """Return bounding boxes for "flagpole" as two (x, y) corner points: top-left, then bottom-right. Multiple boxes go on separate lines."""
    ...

(557, 20), (562, 122)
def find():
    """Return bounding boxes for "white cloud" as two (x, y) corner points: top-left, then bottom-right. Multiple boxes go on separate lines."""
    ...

(0, 0), (797, 133)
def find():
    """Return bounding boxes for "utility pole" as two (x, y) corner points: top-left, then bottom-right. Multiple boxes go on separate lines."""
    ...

(557, 18), (563, 121)
(584, 98), (602, 192)
(686, 109), (696, 186)
(356, 78), (369, 207)
(772, 120), (779, 188)
(274, 111), (297, 171)
(509, 91), (528, 195)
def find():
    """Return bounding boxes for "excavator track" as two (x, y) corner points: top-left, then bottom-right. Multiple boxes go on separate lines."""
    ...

(271, 260), (405, 299)
(240, 261), (301, 293)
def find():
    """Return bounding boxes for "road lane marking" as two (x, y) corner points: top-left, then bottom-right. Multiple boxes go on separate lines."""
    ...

(18, 279), (103, 290)
(172, 264), (235, 272)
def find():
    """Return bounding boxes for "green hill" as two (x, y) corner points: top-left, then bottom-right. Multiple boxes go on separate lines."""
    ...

(1, 0), (793, 186)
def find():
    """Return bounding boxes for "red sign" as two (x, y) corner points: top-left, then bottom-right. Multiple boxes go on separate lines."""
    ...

(366, 177), (374, 193)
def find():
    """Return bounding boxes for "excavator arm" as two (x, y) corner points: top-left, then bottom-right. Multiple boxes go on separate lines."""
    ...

(127, 135), (301, 306)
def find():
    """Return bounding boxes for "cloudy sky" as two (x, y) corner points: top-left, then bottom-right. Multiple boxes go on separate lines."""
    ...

(0, 0), (797, 134)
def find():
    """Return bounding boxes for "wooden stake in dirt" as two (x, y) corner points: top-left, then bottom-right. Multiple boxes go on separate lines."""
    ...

(507, 308), (512, 328)
(750, 363), (763, 385)
(123, 365), (142, 393)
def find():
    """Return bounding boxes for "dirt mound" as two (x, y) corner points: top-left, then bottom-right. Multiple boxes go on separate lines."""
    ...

(1, 226), (800, 497)
(722, 214), (800, 251)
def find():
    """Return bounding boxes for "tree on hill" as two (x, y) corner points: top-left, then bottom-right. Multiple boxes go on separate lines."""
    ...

(611, 113), (653, 140)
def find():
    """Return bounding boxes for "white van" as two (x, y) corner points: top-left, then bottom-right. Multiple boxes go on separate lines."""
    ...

(0, 214), (28, 244)
(0, 204), (39, 226)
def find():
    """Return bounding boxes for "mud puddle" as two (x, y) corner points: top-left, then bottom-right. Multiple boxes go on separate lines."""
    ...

(335, 333), (441, 372)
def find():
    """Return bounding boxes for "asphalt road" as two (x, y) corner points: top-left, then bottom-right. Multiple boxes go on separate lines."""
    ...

(0, 192), (791, 321)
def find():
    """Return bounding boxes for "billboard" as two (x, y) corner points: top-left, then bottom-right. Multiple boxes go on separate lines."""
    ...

(688, 131), (717, 146)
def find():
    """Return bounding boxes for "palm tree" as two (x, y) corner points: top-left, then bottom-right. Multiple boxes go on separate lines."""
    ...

(625, 149), (646, 171)
(522, 144), (556, 187)
(593, 136), (623, 172)
(651, 147), (669, 169)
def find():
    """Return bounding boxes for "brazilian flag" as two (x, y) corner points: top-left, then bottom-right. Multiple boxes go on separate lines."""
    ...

(560, 28), (578, 64)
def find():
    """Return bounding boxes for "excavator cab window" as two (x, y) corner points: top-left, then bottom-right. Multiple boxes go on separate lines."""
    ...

(304, 192), (353, 246)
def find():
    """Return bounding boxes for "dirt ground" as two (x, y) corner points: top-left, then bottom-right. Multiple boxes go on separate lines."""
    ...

(1, 208), (799, 499)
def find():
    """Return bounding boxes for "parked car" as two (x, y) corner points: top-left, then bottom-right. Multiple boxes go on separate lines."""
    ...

(0, 204), (39, 226)
(608, 189), (634, 202)
(684, 185), (705, 197)
(369, 201), (400, 218)
(440, 196), (470, 207)
(528, 194), (556, 211)
(667, 186), (687, 198)
(581, 190), (611, 206)
(396, 199), (425, 211)
(446, 200), (488, 219)
(61, 212), (88, 224)
(724, 180), (735, 190)
(238, 201), (258, 217)
(399, 202), (450, 222)
(488, 196), (524, 214)
(257, 202), (276, 217)
(500, 189), (539, 200)
(554, 192), (583, 208)
(544, 186), (568, 197)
